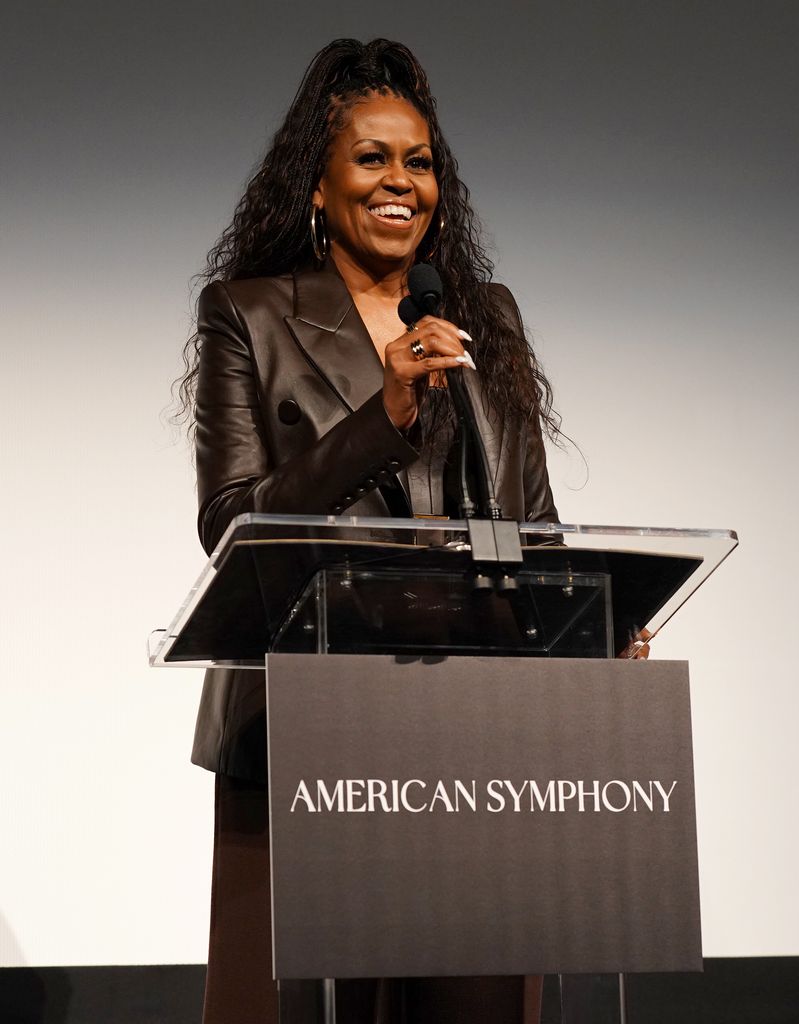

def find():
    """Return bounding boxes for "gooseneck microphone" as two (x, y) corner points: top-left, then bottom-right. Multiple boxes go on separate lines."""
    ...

(401, 265), (502, 521)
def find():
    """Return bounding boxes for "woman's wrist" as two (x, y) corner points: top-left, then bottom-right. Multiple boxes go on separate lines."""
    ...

(383, 397), (417, 433)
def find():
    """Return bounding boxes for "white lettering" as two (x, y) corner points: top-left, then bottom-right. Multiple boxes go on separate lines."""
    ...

(529, 780), (556, 811)
(578, 779), (601, 812)
(366, 779), (391, 812)
(346, 779), (366, 812)
(503, 779), (527, 812)
(486, 780), (505, 812)
(290, 778), (675, 814)
(454, 779), (477, 812)
(654, 780), (678, 812)
(290, 780), (316, 813)
(429, 780), (455, 813)
(400, 779), (427, 812)
(317, 779), (344, 812)
(557, 780), (577, 811)
(602, 780), (632, 812)
(632, 781), (654, 812)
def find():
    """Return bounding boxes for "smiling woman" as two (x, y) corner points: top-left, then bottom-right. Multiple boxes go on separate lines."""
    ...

(176, 37), (560, 1024)
(314, 95), (439, 267)
(313, 93), (441, 371)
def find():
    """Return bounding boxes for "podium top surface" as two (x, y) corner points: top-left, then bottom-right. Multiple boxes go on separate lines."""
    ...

(149, 515), (737, 667)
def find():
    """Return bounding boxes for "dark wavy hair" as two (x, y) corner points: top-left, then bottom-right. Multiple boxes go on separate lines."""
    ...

(175, 38), (560, 445)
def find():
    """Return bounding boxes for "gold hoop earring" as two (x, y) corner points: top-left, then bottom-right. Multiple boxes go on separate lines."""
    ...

(422, 214), (445, 260)
(310, 204), (329, 262)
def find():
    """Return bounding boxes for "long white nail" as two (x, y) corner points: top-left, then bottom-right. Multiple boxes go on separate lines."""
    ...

(457, 329), (473, 342)
(455, 351), (477, 371)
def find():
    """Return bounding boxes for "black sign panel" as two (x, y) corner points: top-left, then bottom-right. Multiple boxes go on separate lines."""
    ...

(266, 655), (701, 978)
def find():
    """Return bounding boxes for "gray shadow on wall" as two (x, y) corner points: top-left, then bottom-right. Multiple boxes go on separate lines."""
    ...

(0, 909), (28, 967)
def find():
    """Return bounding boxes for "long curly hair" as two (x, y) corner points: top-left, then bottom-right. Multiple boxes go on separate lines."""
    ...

(175, 38), (560, 445)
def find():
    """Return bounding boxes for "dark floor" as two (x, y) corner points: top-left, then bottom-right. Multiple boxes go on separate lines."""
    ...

(1, 959), (797, 1024)
(541, 960), (799, 1024)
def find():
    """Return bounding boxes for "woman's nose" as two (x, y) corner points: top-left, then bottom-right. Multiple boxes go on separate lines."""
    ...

(381, 162), (412, 193)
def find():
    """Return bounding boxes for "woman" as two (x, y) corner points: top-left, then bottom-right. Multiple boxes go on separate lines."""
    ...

(178, 38), (561, 1024)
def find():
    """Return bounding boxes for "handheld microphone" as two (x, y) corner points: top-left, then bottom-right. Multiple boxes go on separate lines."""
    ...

(407, 263), (443, 316)
(398, 264), (443, 325)
(397, 295), (420, 328)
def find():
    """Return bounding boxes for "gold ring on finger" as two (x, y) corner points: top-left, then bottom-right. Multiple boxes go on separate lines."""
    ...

(410, 339), (426, 360)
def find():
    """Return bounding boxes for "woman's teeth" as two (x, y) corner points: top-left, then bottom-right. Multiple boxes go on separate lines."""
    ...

(367, 204), (414, 221)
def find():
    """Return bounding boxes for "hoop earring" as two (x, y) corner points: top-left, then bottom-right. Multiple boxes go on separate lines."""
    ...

(421, 214), (445, 260)
(310, 204), (329, 262)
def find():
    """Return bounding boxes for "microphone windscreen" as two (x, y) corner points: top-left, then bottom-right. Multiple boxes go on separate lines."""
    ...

(408, 263), (443, 314)
(397, 295), (421, 327)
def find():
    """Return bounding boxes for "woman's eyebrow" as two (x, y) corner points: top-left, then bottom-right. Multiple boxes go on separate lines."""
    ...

(351, 138), (387, 150)
(351, 138), (432, 154)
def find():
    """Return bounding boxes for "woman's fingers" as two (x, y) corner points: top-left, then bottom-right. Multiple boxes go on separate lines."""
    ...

(387, 326), (475, 374)
(382, 315), (475, 430)
(410, 355), (471, 375)
(389, 316), (475, 362)
(406, 346), (476, 370)
(634, 626), (653, 660)
(619, 627), (653, 660)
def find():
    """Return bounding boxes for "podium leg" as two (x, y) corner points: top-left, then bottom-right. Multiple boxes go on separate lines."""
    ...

(322, 978), (336, 1024)
(559, 973), (627, 1024)
(276, 979), (336, 1024)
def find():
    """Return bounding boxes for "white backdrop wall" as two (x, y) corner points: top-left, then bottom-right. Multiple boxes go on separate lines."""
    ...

(2, 1), (797, 965)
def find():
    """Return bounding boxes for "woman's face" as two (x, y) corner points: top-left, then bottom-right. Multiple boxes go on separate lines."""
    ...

(313, 92), (439, 272)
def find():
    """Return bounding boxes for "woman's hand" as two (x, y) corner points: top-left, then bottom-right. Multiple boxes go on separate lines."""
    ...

(382, 315), (476, 430)
(619, 627), (653, 660)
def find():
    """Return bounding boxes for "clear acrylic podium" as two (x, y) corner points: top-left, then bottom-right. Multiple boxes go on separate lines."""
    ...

(150, 515), (737, 1024)
(150, 515), (736, 667)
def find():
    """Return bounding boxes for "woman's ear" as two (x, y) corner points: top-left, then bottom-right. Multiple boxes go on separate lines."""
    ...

(312, 185), (323, 209)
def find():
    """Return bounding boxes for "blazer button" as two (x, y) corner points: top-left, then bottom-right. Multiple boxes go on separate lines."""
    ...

(330, 504), (344, 515)
(364, 477), (376, 488)
(278, 399), (301, 425)
(387, 458), (401, 469)
(376, 469), (391, 483)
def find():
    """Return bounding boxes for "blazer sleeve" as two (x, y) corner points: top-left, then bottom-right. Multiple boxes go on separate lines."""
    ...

(492, 283), (559, 523)
(194, 280), (421, 554)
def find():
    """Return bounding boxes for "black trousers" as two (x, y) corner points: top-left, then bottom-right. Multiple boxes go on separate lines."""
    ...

(202, 774), (542, 1024)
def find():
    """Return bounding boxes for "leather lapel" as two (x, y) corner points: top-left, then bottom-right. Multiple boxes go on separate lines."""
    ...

(284, 259), (413, 512)
(284, 259), (384, 416)
(462, 366), (507, 493)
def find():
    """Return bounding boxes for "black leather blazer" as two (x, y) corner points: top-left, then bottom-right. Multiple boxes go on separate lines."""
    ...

(191, 258), (558, 781)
